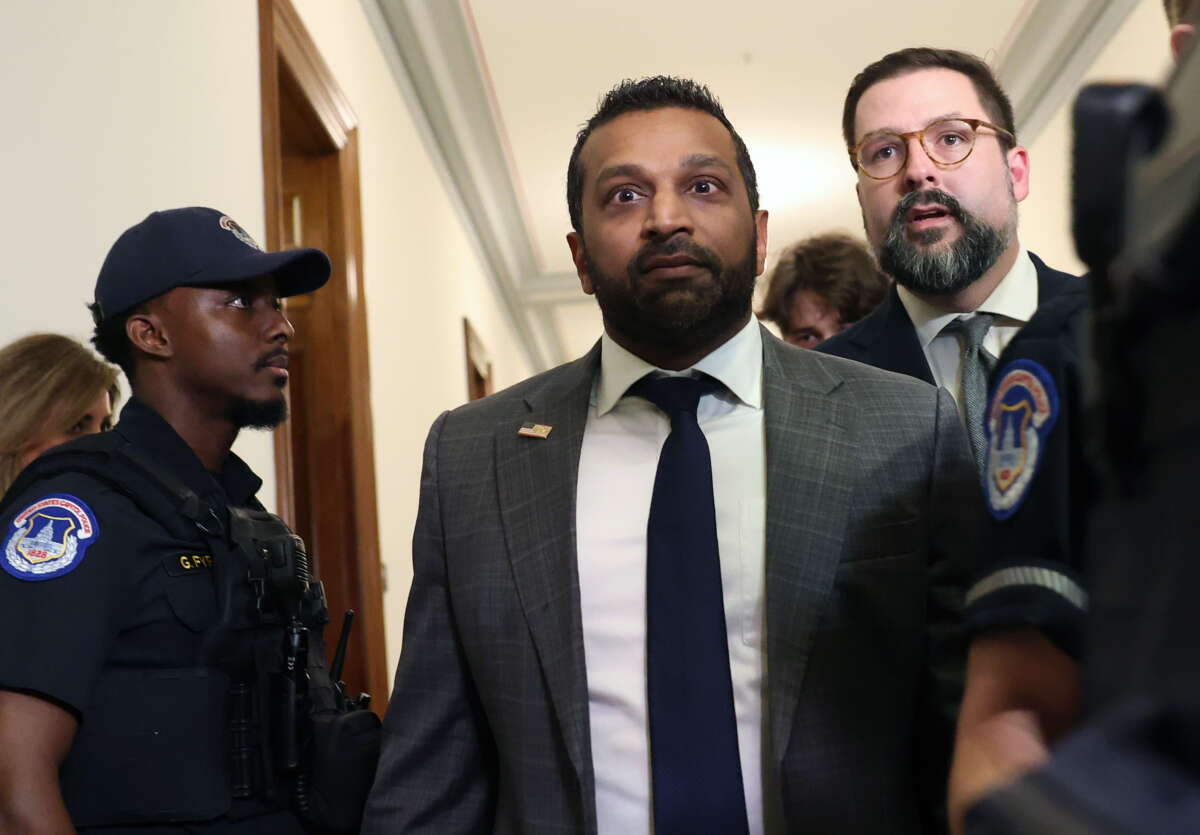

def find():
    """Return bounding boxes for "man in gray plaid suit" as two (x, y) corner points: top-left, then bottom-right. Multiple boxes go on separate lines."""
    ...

(363, 76), (983, 835)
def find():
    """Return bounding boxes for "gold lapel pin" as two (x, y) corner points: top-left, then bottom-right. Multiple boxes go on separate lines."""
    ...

(517, 422), (553, 439)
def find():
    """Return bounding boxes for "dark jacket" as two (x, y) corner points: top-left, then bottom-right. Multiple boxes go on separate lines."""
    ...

(817, 252), (1081, 382)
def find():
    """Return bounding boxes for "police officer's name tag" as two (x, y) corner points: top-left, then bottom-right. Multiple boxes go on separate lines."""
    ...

(984, 359), (1060, 520)
(2, 494), (99, 581)
(164, 553), (214, 576)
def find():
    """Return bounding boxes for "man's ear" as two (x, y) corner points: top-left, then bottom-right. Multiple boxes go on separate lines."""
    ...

(1006, 144), (1031, 203)
(125, 306), (173, 360)
(753, 210), (769, 275)
(1171, 23), (1196, 61)
(567, 231), (595, 295)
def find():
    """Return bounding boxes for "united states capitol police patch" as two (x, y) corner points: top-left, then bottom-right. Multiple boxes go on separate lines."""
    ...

(984, 360), (1060, 520)
(219, 214), (263, 251)
(2, 494), (99, 581)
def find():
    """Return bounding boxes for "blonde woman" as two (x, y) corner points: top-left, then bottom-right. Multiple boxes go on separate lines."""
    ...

(0, 334), (120, 495)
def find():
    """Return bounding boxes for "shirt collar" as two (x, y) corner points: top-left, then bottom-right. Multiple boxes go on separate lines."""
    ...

(594, 316), (763, 416)
(896, 247), (1040, 349)
(113, 398), (263, 506)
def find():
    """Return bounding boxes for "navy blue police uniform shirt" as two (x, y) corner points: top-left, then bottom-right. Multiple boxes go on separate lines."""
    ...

(965, 286), (1091, 658)
(0, 397), (260, 729)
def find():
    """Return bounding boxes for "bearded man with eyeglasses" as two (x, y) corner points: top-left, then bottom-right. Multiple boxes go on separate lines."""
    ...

(820, 49), (1081, 428)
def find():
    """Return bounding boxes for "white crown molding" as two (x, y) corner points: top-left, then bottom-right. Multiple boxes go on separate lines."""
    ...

(361, 0), (566, 369)
(996, 0), (1141, 144)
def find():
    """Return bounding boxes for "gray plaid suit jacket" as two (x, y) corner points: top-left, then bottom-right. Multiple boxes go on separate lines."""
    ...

(363, 326), (983, 835)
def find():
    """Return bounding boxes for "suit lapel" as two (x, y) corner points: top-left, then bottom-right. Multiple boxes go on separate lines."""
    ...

(869, 287), (935, 384)
(831, 285), (934, 384)
(760, 330), (857, 762)
(494, 344), (600, 796)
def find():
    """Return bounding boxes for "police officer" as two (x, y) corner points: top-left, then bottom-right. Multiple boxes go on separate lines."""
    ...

(0, 207), (330, 832)
(947, 282), (1090, 833)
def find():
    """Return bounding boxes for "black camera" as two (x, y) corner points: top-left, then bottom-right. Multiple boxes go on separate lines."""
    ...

(967, 43), (1200, 835)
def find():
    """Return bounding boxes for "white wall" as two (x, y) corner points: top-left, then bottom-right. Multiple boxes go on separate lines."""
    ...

(0, 0), (534, 680)
(0, 1), (277, 501)
(1020, 0), (1175, 273)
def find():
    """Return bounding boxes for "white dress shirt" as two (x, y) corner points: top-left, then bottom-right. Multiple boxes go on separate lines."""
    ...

(576, 316), (770, 835)
(896, 248), (1039, 423)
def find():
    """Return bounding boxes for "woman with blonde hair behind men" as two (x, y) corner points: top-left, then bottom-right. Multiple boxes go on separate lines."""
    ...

(0, 334), (120, 495)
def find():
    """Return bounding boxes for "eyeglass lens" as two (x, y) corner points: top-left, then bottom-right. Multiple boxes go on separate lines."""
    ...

(857, 119), (977, 178)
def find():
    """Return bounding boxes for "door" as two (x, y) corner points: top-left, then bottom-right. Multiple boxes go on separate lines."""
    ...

(259, 0), (388, 713)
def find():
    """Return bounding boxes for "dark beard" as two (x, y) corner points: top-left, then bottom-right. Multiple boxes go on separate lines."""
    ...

(230, 395), (287, 429)
(878, 188), (1012, 296)
(585, 235), (758, 356)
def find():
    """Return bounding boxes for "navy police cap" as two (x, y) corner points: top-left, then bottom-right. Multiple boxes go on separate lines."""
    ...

(93, 207), (331, 321)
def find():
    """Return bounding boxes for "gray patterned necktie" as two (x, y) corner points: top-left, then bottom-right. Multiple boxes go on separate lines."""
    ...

(942, 313), (997, 473)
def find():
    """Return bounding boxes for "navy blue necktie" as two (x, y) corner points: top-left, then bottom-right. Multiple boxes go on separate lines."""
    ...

(628, 374), (749, 835)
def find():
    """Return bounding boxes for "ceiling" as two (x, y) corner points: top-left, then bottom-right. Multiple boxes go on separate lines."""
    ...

(365, 0), (1142, 368)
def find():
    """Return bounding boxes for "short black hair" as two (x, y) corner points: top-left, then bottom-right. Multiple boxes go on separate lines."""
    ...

(566, 76), (759, 235)
(1166, 0), (1198, 25)
(842, 48), (1017, 158)
(89, 302), (138, 381)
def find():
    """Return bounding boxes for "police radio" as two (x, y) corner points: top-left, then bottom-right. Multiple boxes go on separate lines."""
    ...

(255, 527), (318, 770)
(228, 508), (381, 832)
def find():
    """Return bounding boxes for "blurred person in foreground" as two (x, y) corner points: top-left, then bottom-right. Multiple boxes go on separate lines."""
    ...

(757, 232), (890, 348)
(951, 5), (1200, 832)
(0, 333), (119, 496)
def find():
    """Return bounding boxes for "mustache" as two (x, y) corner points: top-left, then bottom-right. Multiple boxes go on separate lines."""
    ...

(254, 347), (288, 370)
(891, 188), (967, 227)
(633, 237), (722, 274)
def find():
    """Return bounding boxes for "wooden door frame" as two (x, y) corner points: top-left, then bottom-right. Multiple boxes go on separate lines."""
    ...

(258, 0), (388, 706)
(463, 316), (494, 401)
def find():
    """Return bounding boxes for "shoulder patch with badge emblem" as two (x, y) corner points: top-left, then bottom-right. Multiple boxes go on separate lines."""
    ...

(984, 359), (1060, 520)
(2, 494), (99, 581)
(219, 214), (263, 251)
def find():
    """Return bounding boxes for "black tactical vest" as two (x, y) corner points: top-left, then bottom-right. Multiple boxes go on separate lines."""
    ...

(4, 433), (298, 826)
